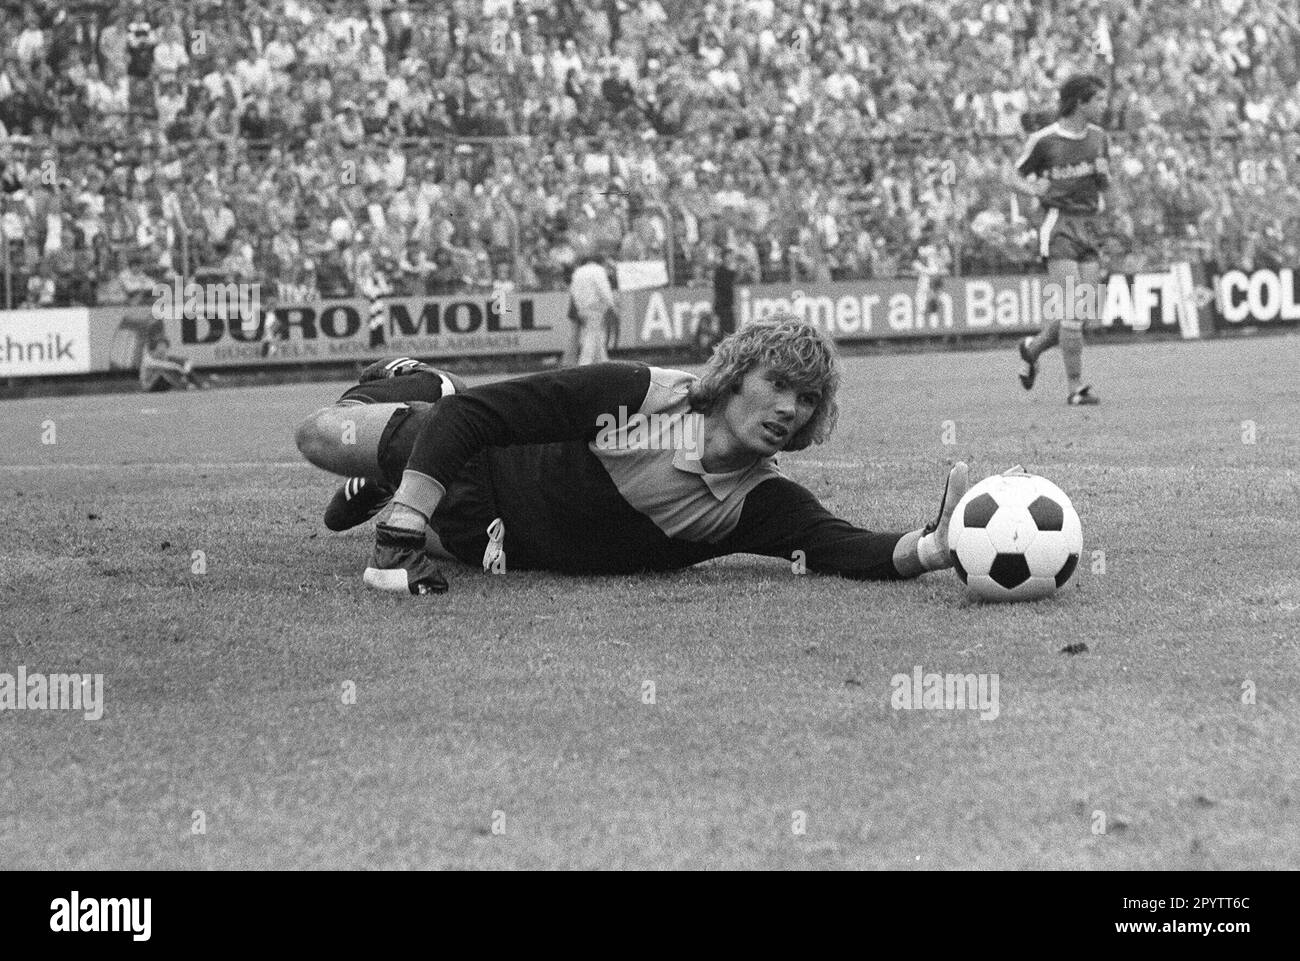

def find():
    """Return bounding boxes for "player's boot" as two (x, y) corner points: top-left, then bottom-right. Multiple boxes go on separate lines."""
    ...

(1067, 385), (1100, 406)
(1017, 337), (1037, 390)
(359, 356), (437, 383)
(323, 477), (394, 532)
(363, 523), (449, 595)
(357, 357), (467, 400)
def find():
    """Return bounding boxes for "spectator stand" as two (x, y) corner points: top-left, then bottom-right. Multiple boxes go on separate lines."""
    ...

(2, 0), (1298, 308)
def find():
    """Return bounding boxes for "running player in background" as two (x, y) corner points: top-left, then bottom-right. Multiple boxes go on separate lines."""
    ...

(1004, 74), (1111, 406)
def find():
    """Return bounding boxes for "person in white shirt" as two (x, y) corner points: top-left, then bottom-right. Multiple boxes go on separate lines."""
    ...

(156, 80), (186, 127)
(265, 25), (298, 73)
(551, 39), (583, 83)
(327, 14), (369, 52)
(202, 68), (235, 104)
(299, 26), (334, 68)
(824, 59), (861, 102)
(16, 10), (46, 67)
(202, 200), (236, 247)
(152, 25), (189, 79)
(566, 255), (620, 366)
(235, 48), (273, 100)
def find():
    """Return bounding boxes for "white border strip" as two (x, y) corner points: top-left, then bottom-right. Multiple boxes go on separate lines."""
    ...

(0, 462), (313, 471)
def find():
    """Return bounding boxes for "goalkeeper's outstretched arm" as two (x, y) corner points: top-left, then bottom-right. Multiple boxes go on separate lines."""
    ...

(714, 463), (970, 580)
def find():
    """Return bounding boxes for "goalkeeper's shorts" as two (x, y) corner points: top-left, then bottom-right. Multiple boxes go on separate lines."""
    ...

(377, 402), (498, 568)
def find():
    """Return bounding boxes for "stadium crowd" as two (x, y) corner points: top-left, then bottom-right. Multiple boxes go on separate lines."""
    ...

(1, 0), (1299, 308)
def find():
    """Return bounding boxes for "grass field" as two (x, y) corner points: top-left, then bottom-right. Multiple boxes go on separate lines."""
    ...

(1, 334), (1297, 870)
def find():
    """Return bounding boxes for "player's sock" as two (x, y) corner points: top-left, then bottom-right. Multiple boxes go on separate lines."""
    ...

(1061, 322), (1084, 394)
(386, 469), (446, 533)
(1017, 337), (1038, 390)
(1027, 309), (1062, 365)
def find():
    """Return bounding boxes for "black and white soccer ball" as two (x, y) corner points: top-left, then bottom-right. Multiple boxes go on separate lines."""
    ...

(948, 470), (1082, 602)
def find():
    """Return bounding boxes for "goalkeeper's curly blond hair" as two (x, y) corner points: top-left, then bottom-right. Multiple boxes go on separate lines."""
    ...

(687, 314), (841, 452)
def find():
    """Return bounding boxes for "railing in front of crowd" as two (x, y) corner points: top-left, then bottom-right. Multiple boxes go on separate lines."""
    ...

(1, 128), (1293, 307)
(1, 208), (10, 311)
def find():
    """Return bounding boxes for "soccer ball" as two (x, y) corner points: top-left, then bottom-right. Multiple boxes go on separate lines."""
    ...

(948, 470), (1082, 602)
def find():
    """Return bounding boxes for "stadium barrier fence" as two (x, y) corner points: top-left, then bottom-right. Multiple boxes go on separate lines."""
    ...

(2, 263), (1296, 380)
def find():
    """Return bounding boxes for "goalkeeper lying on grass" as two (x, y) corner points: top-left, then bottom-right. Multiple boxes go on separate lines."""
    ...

(295, 315), (969, 595)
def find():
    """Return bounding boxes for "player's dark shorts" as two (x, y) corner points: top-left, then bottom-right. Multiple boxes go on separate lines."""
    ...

(1039, 210), (1103, 262)
(377, 402), (499, 567)
(331, 366), (492, 564)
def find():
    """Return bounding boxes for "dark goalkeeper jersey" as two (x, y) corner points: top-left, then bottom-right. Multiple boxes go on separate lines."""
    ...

(1015, 121), (1110, 215)
(376, 362), (912, 579)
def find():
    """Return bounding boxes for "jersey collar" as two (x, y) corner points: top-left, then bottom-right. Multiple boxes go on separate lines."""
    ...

(1051, 121), (1088, 140)
(673, 412), (776, 500)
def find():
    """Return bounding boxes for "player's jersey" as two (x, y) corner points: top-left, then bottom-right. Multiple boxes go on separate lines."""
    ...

(1015, 122), (1110, 215)
(378, 363), (911, 579)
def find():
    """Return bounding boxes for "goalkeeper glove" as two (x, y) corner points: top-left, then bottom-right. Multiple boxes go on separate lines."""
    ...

(915, 461), (970, 572)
